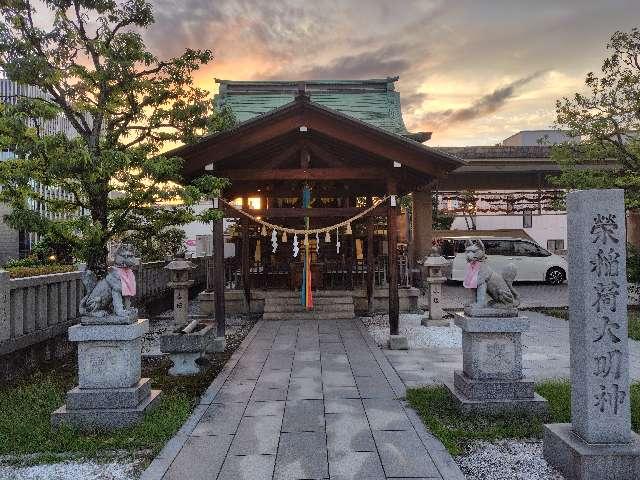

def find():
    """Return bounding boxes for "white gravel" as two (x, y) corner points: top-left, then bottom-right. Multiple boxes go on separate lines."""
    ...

(361, 313), (462, 349)
(456, 440), (564, 480)
(0, 459), (141, 480)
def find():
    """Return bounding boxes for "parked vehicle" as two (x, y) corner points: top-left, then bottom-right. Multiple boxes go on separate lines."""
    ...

(438, 236), (568, 285)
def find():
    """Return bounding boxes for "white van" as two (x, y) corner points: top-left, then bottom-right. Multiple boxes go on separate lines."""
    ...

(439, 236), (568, 285)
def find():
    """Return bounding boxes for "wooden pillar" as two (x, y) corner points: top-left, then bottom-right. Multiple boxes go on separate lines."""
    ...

(412, 188), (433, 263)
(345, 196), (354, 290)
(240, 197), (251, 311)
(387, 181), (400, 335)
(213, 204), (225, 338)
(366, 197), (375, 314)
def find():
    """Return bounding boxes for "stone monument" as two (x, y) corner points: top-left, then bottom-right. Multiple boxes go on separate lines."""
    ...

(164, 253), (195, 325)
(445, 239), (548, 414)
(544, 189), (640, 479)
(51, 244), (161, 430)
(421, 246), (449, 327)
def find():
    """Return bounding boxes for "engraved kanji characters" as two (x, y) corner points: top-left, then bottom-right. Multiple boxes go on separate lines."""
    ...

(593, 349), (622, 379)
(591, 213), (619, 245)
(594, 383), (626, 415)
(590, 248), (620, 277)
(593, 316), (622, 343)
(592, 281), (620, 313)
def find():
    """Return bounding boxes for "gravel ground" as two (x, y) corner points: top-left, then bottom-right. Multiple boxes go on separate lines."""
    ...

(456, 440), (564, 480)
(361, 313), (461, 349)
(0, 459), (142, 480)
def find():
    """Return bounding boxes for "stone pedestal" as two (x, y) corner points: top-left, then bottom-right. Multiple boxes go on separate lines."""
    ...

(51, 319), (161, 430)
(160, 322), (219, 376)
(544, 189), (640, 479)
(445, 314), (548, 415)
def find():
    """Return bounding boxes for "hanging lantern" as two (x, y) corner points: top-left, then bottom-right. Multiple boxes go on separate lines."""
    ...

(282, 231), (288, 243)
(345, 222), (352, 235)
(261, 224), (267, 236)
(324, 230), (331, 243)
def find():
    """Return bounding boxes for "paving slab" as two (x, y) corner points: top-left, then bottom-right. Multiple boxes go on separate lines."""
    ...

(145, 319), (464, 480)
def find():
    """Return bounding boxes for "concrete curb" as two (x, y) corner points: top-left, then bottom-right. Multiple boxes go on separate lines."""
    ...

(139, 320), (264, 480)
(355, 319), (466, 480)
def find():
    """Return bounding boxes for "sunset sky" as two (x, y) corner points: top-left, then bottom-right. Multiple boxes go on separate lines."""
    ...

(29, 0), (636, 147)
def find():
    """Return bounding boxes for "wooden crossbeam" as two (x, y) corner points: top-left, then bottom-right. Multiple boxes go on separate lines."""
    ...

(217, 167), (388, 181)
(221, 206), (387, 218)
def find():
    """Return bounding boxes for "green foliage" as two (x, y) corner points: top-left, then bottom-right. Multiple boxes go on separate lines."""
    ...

(6, 264), (76, 278)
(628, 243), (640, 283)
(0, 0), (233, 276)
(407, 381), (640, 455)
(551, 28), (640, 208)
(124, 227), (186, 261)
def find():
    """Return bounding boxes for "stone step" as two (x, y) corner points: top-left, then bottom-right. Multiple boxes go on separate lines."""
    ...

(262, 311), (355, 321)
(266, 290), (354, 298)
(265, 296), (354, 306)
(263, 303), (355, 313)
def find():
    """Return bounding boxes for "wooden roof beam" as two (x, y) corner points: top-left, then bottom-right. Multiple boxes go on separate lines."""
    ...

(216, 167), (390, 181)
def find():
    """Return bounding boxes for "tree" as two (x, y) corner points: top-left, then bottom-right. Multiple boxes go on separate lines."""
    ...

(0, 0), (232, 276)
(125, 226), (186, 262)
(551, 27), (640, 208)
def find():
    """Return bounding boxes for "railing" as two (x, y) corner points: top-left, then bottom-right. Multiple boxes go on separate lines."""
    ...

(219, 253), (411, 291)
(0, 255), (211, 356)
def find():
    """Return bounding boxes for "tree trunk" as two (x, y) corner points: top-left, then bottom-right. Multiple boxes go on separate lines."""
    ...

(87, 189), (110, 277)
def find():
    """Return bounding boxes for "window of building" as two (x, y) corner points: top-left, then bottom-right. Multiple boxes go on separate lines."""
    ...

(523, 210), (533, 228)
(547, 239), (565, 252)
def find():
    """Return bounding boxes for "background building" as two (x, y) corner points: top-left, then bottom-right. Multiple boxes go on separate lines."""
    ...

(0, 70), (79, 264)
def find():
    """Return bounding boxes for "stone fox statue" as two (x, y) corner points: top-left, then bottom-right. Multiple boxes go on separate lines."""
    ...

(79, 244), (140, 320)
(464, 239), (520, 309)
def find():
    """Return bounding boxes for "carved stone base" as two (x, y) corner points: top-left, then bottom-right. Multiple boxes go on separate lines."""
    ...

(453, 370), (535, 400)
(52, 389), (162, 430)
(52, 319), (161, 431)
(446, 313), (549, 415)
(544, 423), (640, 480)
(446, 381), (548, 416)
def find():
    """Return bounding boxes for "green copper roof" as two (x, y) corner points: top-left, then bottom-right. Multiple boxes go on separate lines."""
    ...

(214, 78), (427, 139)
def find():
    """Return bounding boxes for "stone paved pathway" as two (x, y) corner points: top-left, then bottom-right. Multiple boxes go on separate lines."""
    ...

(142, 319), (464, 480)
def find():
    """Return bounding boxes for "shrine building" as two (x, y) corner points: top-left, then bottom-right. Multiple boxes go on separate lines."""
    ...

(172, 77), (466, 333)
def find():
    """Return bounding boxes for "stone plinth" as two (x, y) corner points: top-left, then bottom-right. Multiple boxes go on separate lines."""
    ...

(52, 318), (161, 430)
(544, 189), (640, 479)
(445, 313), (548, 415)
(160, 322), (216, 376)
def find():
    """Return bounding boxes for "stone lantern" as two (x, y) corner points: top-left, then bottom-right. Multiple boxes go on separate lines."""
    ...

(165, 253), (195, 325)
(421, 246), (449, 327)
